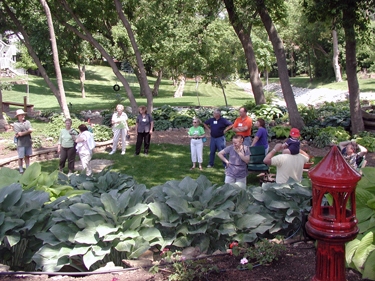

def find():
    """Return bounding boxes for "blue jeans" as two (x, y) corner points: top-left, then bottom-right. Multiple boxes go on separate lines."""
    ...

(243, 136), (251, 147)
(209, 135), (226, 167)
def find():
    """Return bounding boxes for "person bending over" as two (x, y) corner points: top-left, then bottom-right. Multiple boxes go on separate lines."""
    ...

(218, 135), (250, 188)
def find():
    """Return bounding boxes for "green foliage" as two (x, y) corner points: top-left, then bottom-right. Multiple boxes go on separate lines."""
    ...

(101, 112), (112, 127)
(232, 239), (286, 270)
(345, 168), (375, 279)
(2, 112), (11, 122)
(152, 105), (178, 121)
(0, 170), (311, 272)
(356, 137), (375, 153)
(0, 82), (13, 91)
(195, 107), (214, 123)
(225, 130), (237, 142)
(300, 126), (321, 141)
(271, 125), (292, 139)
(0, 184), (50, 271)
(43, 114), (112, 142)
(92, 124), (112, 142)
(152, 250), (218, 281)
(243, 101), (285, 122)
(154, 120), (173, 131)
(312, 126), (350, 148)
(172, 116), (193, 129)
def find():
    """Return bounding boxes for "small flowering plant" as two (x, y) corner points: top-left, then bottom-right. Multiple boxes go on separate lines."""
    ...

(229, 239), (286, 270)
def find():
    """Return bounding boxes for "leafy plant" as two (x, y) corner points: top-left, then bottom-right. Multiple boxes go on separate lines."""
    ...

(356, 136), (375, 152)
(271, 125), (291, 139)
(154, 120), (172, 131)
(345, 167), (375, 280)
(151, 250), (218, 281)
(225, 130), (237, 142)
(232, 239), (286, 270)
(300, 126), (321, 141)
(92, 124), (113, 142)
(0, 82), (13, 91)
(172, 116), (193, 129)
(312, 126), (350, 148)
(152, 105), (178, 121)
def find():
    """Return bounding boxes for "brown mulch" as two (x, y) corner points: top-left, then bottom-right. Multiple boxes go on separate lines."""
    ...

(0, 241), (365, 281)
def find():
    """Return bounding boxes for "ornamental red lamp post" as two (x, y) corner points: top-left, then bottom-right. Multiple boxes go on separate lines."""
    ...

(306, 146), (362, 281)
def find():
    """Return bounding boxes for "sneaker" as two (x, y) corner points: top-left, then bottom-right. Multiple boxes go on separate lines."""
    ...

(207, 165), (213, 168)
(67, 172), (73, 177)
(109, 151), (115, 155)
(144, 153), (148, 156)
(133, 153), (139, 156)
(121, 151), (125, 155)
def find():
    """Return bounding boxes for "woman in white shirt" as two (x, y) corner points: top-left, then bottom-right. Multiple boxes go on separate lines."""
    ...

(109, 104), (129, 155)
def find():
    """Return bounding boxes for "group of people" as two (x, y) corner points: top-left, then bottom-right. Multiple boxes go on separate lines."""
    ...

(13, 109), (95, 176)
(13, 106), (368, 184)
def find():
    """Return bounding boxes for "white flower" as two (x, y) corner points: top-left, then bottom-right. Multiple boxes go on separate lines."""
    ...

(240, 258), (248, 265)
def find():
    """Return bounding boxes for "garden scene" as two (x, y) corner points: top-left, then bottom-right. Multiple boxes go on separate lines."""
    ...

(1, 0), (375, 280)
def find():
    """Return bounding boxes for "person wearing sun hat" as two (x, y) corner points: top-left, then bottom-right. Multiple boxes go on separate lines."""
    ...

(282, 128), (301, 155)
(13, 109), (34, 174)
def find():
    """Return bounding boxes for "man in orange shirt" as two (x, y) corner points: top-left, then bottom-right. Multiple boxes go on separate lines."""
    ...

(229, 107), (252, 147)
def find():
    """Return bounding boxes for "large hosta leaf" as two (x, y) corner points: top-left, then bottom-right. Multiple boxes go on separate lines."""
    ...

(352, 231), (375, 272)
(83, 249), (106, 270)
(0, 184), (23, 209)
(235, 214), (266, 229)
(363, 249), (375, 280)
(166, 197), (191, 214)
(19, 163), (41, 186)
(74, 228), (98, 244)
(148, 202), (172, 221)
(0, 168), (21, 188)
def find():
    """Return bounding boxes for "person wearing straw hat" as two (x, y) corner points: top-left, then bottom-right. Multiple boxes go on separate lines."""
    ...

(13, 109), (34, 174)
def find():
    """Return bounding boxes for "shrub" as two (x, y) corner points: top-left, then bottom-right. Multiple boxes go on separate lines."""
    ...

(312, 126), (350, 148)
(154, 120), (172, 131)
(271, 125), (291, 139)
(300, 126), (321, 141)
(355, 136), (375, 152)
(152, 105), (177, 121)
(172, 116), (193, 128)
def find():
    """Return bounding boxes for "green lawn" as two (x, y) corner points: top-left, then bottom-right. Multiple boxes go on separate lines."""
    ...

(1, 65), (252, 113)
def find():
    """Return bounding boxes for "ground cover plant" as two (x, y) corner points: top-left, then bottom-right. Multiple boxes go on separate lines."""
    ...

(0, 164), (312, 273)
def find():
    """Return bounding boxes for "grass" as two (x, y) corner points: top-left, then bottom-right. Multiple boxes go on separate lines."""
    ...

(1, 65), (252, 112)
(39, 143), (263, 187)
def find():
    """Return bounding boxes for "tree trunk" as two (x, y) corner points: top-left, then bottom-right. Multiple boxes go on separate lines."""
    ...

(77, 60), (86, 98)
(332, 29), (343, 82)
(174, 75), (186, 98)
(2, 1), (70, 117)
(257, 0), (304, 129)
(195, 76), (201, 107)
(57, 0), (139, 114)
(133, 66), (145, 97)
(152, 68), (163, 97)
(224, 0), (266, 105)
(40, 0), (70, 118)
(114, 0), (153, 113)
(0, 65), (8, 131)
(218, 78), (228, 107)
(343, 9), (364, 134)
(307, 50), (312, 81)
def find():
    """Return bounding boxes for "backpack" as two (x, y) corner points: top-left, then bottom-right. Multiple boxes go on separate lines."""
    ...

(87, 132), (96, 151)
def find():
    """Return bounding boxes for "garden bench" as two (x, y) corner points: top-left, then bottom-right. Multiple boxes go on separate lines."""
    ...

(2, 96), (34, 116)
(247, 146), (275, 184)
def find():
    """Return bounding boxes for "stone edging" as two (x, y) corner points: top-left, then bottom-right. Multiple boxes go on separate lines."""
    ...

(0, 140), (114, 169)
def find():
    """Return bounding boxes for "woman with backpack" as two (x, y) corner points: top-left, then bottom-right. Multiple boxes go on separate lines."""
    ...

(76, 124), (95, 176)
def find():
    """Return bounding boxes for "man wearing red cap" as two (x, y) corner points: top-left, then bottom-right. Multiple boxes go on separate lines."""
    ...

(282, 128), (300, 155)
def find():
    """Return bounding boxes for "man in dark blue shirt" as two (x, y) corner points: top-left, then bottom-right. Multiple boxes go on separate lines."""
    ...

(203, 109), (233, 167)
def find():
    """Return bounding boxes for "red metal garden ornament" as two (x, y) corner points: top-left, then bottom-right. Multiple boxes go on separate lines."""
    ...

(306, 146), (361, 281)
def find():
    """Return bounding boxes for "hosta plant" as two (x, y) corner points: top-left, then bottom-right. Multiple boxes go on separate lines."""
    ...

(345, 167), (375, 280)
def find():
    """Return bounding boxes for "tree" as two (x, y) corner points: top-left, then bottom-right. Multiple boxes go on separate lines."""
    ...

(303, 0), (375, 134)
(1, 0), (71, 117)
(223, 0), (266, 105)
(0, 61), (8, 131)
(256, 0), (305, 129)
(40, 0), (70, 118)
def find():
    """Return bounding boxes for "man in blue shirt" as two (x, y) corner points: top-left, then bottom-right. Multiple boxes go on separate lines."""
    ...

(203, 109), (233, 167)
